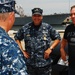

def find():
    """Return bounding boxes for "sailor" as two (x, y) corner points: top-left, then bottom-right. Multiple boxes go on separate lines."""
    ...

(14, 7), (61, 75)
(0, 0), (28, 75)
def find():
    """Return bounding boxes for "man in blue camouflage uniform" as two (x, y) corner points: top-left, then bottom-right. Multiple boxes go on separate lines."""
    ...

(14, 8), (61, 75)
(0, 0), (28, 75)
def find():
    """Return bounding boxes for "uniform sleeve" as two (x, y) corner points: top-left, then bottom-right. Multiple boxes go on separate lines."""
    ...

(49, 25), (61, 40)
(63, 27), (68, 40)
(14, 27), (24, 41)
(2, 44), (28, 75)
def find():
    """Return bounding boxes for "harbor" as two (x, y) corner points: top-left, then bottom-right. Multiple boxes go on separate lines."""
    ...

(8, 13), (71, 39)
(7, 13), (71, 75)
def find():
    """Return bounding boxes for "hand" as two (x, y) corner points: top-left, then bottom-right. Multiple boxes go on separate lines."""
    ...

(23, 50), (30, 58)
(44, 48), (52, 59)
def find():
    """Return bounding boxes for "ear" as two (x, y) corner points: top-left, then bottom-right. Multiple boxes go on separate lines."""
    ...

(6, 12), (15, 23)
(9, 12), (15, 20)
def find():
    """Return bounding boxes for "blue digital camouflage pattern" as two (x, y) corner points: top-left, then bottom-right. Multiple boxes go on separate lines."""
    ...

(0, 27), (28, 75)
(15, 22), (61, 67)
(0, 0), (16, 13)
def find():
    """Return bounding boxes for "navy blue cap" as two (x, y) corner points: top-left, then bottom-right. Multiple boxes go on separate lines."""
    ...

(32, 8), (43, 15)
(0, 0), (16, 13)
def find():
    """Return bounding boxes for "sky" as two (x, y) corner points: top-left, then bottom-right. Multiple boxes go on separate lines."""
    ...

(15, 0), (75, 16)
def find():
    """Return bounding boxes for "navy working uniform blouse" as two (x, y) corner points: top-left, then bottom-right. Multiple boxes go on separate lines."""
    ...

(15, 22), (61, 67)
(0, 27), (28, 75)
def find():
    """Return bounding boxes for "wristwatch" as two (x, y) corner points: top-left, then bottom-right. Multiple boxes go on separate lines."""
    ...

(50, 47), (53, 51)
